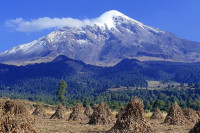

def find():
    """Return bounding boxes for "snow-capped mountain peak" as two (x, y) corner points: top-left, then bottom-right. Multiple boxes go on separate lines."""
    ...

(0, 10), (200, 66)
(93, 10), (131, 29)
(91, 10), (163, 33)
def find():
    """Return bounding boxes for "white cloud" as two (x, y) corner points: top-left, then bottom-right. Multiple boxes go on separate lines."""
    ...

(5, 10), (125, 33)
(5, 17), (93, 32)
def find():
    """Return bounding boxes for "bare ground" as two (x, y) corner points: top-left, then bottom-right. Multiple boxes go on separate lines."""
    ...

(33, 111), (194, 133)
(34, 116), (113, 133)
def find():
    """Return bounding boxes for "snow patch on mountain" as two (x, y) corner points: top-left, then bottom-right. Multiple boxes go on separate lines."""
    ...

(77, 39), (88, 44)
(88, 10), (164, 33)
(0, 37), (46, 55)
(91, 10), (128, 29)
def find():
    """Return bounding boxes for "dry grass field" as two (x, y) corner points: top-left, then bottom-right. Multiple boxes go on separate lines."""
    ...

(0, 99), (197, 133)
(32, 108), (194, 133)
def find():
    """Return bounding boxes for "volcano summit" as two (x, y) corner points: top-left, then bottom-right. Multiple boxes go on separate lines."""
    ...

(1, 10), (200, 66)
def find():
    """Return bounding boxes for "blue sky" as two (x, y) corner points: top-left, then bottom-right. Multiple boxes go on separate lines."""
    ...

(0, 0), (200, 52)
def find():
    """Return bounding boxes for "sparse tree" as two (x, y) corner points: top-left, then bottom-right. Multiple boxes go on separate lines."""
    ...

(56, 80), (67, 105)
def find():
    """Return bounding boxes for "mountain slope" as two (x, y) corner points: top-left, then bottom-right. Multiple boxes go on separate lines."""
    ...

(0, 55), (147, 95)
(1, 55), (200, 96)
(1, 10), (200, 66)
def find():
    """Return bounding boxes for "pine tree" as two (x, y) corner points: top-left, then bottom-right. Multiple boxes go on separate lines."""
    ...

(56, 80), (67, 105)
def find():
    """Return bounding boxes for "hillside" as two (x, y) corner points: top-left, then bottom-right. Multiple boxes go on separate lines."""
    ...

(1, 55), (200, 97)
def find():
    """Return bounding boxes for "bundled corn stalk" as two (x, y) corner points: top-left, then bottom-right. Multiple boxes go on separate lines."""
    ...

(189, 120), (200, 133)
(150, 108), (163, 120)
(32, 104), (46, 117)
(84, 105), (93, 118)
(108, 99), (154, 133)
(50, 104), (66, 119)
(164, 102), (191, 125)
(88, 102), (115, 125)
(0, 100), (37, 133)
(68, 103), (88, 121)
(183, 108), (199, 123)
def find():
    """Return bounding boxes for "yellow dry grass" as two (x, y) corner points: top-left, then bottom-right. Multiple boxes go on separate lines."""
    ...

(33, 111), (194, 133)
(0, 99), (195, 133)
(145, 112), (153, 118)
(144, 112), (167, 119)
(111, 110), (118, 117)
(34, 116), (113, 133)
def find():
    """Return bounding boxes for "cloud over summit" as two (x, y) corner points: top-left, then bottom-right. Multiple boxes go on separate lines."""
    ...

(5, 10), (128, 33)
(5, 17), (93, 32)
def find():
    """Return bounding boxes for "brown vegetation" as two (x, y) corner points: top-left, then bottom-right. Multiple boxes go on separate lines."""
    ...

(150, 108), (164, 120)
(164, 102), (191, 125)
(32, 104), (46, 117)
(84, 105), (93, 118)
(88, 102), (115, 125)
(68, 103), (88, 121)
(183, 108), (199, 123)
(196, 111), (200, 118)
(115, 106), (125, 119)
(50, 104), (66, 119)
(189, 120), (200, 133)
(108, 99), (154, 133)
(0, 99), (197, 132)
(0, 100), (37, 133)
